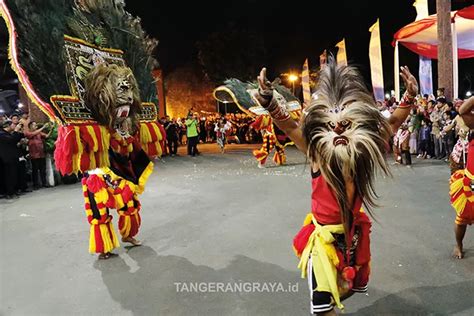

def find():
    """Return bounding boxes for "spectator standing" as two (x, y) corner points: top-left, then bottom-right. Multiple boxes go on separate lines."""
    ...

(185, 113), (199, 156)
(14, 121), (30, 193)
(19, 111), (29, 128)
(179, 118), (187, 145)
(165, 118), (179, 156)
(25, 121), (51, 189)
(442, 111), (456, 161)
(0, 120), (24, 199)
(430, 103), (445, 159)
(408, 108), (420, 154)
(176, 118), (184, 145)
(199, 118), (207, 143)
(418, 120), (431, 159)
(44, 123), (58, 186)
(9, 113), (20, 128)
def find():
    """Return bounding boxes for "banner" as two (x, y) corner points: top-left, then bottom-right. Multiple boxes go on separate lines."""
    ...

(419, 55), (433, 96)
(335, 39), (347, 67)
(413, 0), (433, 96)
(413, 0), (429, 21)
(369, 19), (385, 101)
(301, 58), (311, 107)
(319, 49), (327, 69)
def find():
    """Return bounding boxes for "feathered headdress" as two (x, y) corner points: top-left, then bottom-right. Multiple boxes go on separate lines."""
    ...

(303, 56), (391, 232)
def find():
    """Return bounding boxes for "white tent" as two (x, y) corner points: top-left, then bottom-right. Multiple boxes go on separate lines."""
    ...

(392, 5), (474, 99)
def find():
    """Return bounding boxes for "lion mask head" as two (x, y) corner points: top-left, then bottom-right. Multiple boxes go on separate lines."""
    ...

(84, 63), (142, 132)
(302, 57), (391, 231)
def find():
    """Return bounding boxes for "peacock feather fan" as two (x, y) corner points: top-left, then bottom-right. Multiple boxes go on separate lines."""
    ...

(4, 0), (159, 109)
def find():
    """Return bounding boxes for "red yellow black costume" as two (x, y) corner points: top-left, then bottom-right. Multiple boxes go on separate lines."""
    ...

(52, 78), (163, 256)
(251, 115), (287, 166)
(1, 1), (165, 257)
(450, 138), (474, 226)
(74, 133), (155, 254)
(249, 59), (417, 314)
(293, 170), (371, 311)
(212, 78), (302, 167)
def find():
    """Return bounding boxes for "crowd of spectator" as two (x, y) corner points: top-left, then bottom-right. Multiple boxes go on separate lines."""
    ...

(159, 110), (261, 157)
(382, 89), (469, 167)
(2, 93), (470, 201)
(0, 107), (261, 201)
(0, 111), (56, 200)
(160, 93), (472, 166)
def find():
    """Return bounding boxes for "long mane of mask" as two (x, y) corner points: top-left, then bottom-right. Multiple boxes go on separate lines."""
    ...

(302, 57), (391, 232)
(84, 64), (142, 131)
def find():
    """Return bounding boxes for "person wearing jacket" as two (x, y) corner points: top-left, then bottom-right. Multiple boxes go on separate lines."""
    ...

(0, 120), (24, 199)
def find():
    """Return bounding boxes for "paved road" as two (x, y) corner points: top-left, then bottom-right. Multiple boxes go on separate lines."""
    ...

(1, 144), (473, 315)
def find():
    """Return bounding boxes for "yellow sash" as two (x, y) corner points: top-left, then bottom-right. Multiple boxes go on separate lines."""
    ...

(297, 213), (345, 309)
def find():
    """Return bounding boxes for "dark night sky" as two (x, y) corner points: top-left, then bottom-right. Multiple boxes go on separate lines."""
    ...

(126, 0), (474, 94)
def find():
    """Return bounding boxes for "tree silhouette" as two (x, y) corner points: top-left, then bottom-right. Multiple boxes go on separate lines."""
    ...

(197, 27), (267, 84)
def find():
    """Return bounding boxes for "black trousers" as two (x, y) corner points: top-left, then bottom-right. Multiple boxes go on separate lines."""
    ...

(16, 159), (28, 191)
(3, 161), (19, 196)
(167, 138), (178, 155)
(419, 140), (428, 153)
(187, 136), (199, 156)
(31, 158), (46, 187)
(0, 160), (4, 195)
(402, 150), (412, 165)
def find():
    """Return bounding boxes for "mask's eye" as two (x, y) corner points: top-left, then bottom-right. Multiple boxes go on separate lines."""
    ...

(328, 121), (336, 129)
(340, 120), (351, 128)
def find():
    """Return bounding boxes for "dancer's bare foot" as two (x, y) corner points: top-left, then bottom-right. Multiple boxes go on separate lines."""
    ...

(98, 252), (116, 260)
(452, 245), (464, 259)
(122, 236), (142, 246)
(453, 224), (467, 259)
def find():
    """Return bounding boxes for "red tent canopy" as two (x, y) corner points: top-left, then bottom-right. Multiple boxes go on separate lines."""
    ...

(393, 5), (474, 59)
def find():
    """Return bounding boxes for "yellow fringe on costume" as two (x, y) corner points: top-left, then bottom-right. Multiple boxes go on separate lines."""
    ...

(272, 150), (285, 165)
(449, 169), (474, 221)
(137, 161), (154, 195)
(83, 180), (120, 254)
(140, 123), (152, 153)
(139, 122), (163, 157)
(119, 214), (132, 237)
(297, 213), (345, 310)
(89, 221), (120, 254)
(118, 199), (135, 236)
(99, 161), (153, 202)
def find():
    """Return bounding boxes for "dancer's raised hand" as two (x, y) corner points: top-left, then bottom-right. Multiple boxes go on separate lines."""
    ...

(400, 66), (418, 97)
(256, 67), (274, 108)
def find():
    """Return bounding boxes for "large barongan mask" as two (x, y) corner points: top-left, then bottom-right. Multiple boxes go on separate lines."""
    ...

(302, 59), (391, 221)
(84, 63), (142, 133)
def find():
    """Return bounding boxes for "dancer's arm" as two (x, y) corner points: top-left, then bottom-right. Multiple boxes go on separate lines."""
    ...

(388, 66), (418, 134)
(443, 118), (456, 133)
(459, 96), (474, 129)
(255, 68), (307, 153)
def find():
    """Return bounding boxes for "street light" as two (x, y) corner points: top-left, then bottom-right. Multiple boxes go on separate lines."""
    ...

(288, 74), (298, 94)
(466, 91), (472, 97)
